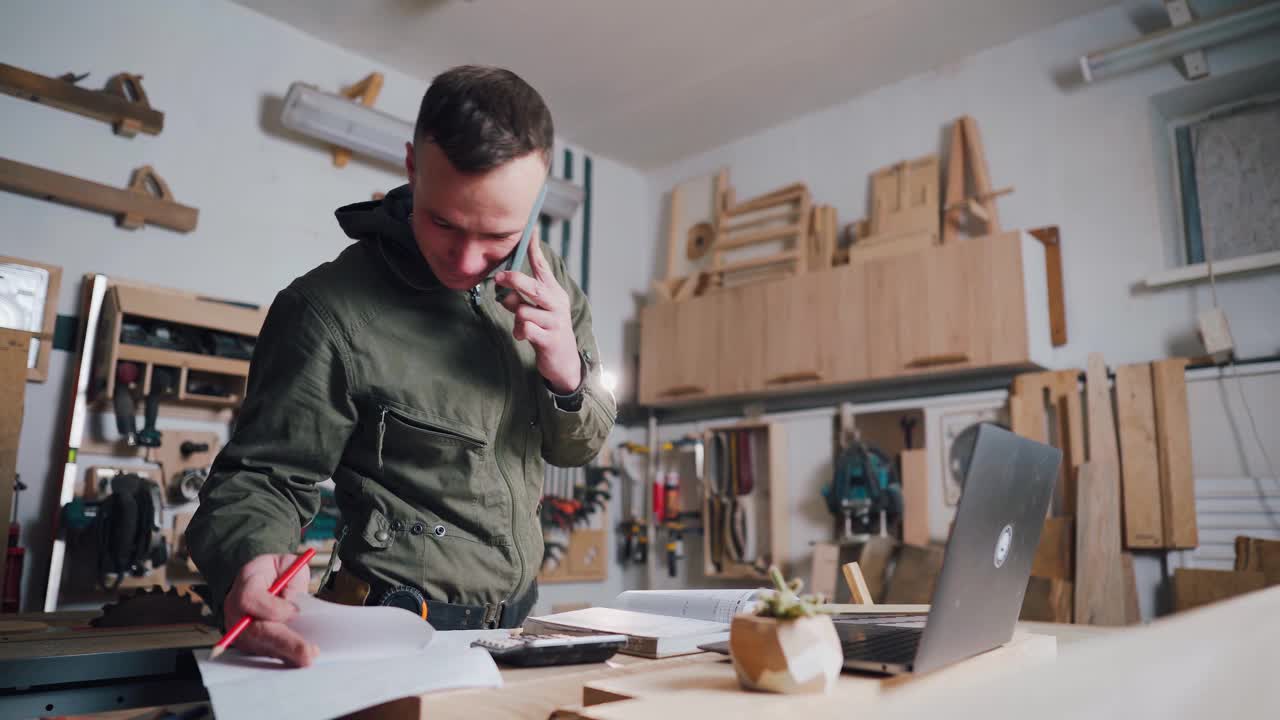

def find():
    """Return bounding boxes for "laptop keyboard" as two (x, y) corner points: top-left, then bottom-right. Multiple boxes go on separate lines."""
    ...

(838, 624), (923, 666)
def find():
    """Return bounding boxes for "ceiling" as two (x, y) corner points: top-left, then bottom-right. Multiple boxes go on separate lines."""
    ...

(235, 0), (1118, 170)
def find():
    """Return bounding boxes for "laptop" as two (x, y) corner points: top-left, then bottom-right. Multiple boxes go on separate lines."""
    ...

(702, 423), (1060, 676)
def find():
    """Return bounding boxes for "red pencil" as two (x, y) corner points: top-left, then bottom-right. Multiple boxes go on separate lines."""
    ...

(209, 547), (317, 660)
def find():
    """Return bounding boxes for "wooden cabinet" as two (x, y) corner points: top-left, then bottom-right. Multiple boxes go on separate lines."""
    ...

(637, 230), (1053, 407)
(637, 292), (722, 405)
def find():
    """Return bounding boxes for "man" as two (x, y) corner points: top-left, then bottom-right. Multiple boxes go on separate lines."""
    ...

(186, 66), (615, 667)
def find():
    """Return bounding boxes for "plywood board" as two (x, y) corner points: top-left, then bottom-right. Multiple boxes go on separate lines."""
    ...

(663, 171), (723, 286)
(900, 448), (929, 548)
(810, 542), (840, 601)
(885, 543), (944, 605)
(0, 329), (30, 595)
(1152, 357), (1197, 549)
(1020, 576), (1072, 623)
(1074, 461), (1127, 625)
(1030, 516), (1073, 581)
(1113, 363), (1164, 549)
(1173, 568), (1266, 612)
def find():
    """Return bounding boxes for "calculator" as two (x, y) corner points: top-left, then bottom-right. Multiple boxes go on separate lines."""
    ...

(471, 632), (628, 667)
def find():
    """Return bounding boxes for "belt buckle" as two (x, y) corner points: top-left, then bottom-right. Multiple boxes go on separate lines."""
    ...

(482, 601), (505, 629)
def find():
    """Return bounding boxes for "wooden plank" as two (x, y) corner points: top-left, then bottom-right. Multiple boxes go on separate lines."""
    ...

(841, 562), (874, 605)
(1009, 382), (1047, 444)
(885, 543), (944, 605)
(1073, 459), (1127, 626)
(1234, 536), (1280, 586)
(0, 157), (197, 232)
(1173, 568), (1266, 612)
(809, 542), (840, 601)
(1152, 357), (1197, 549)
(1122, 552), (1141, 624)
(942, 120), (965, 243)
(721, 208), (797, 235)
(1020, 577), (1073, 623)
(664, 185), (683, 280)
(960, 116), (999, 231)
(900, 448), (929, 547)
(1114, 363), (1164, 549)
(0, 63), (164, 135)
(722, 183), (807, 216)
(115, 344), (251, 377)
(1051, 370), (1085, 514)
(714, 222), (804, 251)
(1030, 516), (1073, 581)
(857, 536), (896, 604)
(0, 329), (30, 599)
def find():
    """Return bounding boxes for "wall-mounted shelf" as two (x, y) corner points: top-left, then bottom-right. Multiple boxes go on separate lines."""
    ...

(91, 282), (265, 412)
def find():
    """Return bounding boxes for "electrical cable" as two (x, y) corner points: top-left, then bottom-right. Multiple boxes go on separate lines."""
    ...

(1191, 122), (1278, 483)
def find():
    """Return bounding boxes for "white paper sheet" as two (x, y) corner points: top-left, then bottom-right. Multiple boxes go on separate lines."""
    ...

(195, 596), (502, 720)
(614, 588), (764, 624)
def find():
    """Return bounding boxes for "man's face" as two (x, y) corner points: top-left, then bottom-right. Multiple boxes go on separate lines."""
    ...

(405, 141), (547, 291)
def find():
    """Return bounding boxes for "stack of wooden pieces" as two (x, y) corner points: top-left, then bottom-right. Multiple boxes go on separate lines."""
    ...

(840, 155), (940, 266)
(1010, 354), (1199, 625)
(709, 181), (812, 289)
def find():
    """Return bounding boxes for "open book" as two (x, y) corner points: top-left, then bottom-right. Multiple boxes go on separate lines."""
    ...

(522, 588), (766, 658)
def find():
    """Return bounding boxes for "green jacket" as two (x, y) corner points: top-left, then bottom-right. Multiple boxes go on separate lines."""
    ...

(186, 185), (616, 613)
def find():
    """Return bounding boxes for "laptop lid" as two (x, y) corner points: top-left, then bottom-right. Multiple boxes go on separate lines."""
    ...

(911, 423), (1060, 674)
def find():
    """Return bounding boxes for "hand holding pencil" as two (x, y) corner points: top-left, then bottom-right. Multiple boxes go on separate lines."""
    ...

(211, 549), (318, 666)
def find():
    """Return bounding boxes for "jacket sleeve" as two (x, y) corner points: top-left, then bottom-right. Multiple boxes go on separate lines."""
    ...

(538, 245), (617, 467)
(186, 286), (356, 608)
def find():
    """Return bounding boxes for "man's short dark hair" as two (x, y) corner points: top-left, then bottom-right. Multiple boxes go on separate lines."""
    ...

(414, 65), (553, 174)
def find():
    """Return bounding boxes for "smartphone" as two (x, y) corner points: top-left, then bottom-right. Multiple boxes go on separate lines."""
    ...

(499, 181), (548, 306)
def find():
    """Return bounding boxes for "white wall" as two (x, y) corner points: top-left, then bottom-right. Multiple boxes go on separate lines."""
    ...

(1, 0), (652, 612)
(646, 3), (1280, 368)
(624, 2), (1280, 618)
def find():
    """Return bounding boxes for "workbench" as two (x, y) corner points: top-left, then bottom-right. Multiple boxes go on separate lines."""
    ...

(349, 621), (1108, 720)
(26, 586), (1280, 719)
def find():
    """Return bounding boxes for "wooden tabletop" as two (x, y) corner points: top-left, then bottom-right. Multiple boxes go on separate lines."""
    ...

(351, 621), (1107, 720)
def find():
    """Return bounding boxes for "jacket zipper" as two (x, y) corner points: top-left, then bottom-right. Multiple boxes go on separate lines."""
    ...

(469, 283), (526, 603)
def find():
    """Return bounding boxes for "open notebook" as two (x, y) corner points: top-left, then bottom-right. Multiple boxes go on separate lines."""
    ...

(195, 595), (502, 720)
(522, 588), (766, 658)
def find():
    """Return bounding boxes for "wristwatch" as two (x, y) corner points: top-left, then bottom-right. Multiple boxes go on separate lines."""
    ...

(548, 349), (593, 412)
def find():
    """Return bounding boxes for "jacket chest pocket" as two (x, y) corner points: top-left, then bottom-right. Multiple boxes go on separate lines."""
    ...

(374, 402), (489, 506)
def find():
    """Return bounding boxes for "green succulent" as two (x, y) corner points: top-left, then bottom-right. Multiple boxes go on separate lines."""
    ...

(755, 565), (830, 619)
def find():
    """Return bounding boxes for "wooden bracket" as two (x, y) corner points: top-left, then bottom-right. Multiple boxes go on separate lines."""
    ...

(0, 157), (198, 232)
(1028, 225), (1067, 346)
(331, 72), (385, 168)
(0, 63), (163, 137)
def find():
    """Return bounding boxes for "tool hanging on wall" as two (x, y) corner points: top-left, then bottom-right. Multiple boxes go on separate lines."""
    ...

(823, 438), (902, 542)
(62, 472), (168, 591)
(0, 63), (165, 137)
(0, 157), (199, 232)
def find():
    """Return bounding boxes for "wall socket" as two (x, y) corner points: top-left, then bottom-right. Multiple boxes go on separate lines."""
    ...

(1197, 307), (1234, 360)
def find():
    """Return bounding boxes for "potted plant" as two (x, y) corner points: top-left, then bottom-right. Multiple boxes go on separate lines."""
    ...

(729, 566), (843, 694)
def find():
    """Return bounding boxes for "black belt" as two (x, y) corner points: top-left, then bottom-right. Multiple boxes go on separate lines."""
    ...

(366, 577), (538, 630)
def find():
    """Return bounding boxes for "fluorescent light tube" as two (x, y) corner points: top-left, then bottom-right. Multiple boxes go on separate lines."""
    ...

(279, 82), (585, 221)
(1081, 1), (1280, 82)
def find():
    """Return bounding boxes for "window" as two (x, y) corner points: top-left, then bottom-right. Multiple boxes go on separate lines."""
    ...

(1171, 94), (1280, 265)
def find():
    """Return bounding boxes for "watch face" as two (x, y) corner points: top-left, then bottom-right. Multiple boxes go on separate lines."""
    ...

(994, 524), (1014, 568)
